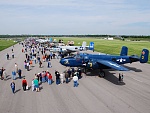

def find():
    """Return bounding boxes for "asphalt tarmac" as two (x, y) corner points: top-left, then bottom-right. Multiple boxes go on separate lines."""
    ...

(0, 43), (150, 113)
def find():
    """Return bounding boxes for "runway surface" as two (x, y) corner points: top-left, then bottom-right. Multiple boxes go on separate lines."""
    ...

(0, 43), (150, 113)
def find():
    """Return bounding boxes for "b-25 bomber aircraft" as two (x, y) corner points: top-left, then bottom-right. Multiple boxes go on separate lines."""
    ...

(60, 46), (149, 77)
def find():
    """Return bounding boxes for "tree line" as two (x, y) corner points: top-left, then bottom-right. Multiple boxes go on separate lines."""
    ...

(0, 35), (150, 39)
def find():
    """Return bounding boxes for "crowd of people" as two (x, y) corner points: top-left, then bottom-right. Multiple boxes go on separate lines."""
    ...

(1, 40), (84, 94)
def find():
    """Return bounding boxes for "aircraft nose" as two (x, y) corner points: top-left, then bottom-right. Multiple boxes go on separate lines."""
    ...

(60, 58), (65, 65)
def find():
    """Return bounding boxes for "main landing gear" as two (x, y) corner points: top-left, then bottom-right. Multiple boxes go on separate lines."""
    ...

(99, 70), (105, 78)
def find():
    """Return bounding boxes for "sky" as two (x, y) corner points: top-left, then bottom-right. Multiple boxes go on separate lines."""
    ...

(0, 0), (150, 35)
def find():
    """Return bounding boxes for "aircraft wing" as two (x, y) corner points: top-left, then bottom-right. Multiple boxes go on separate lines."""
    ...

(97, 60), (129, 71)
(66, 49), (78, 53)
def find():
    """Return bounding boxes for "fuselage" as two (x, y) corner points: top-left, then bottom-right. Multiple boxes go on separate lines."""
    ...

(60, 53), (138, 68)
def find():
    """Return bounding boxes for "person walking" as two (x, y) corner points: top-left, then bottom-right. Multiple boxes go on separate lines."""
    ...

(12, 71), (16, 80)
(10, 81), (15, 94)
(22, 78), (27, 91)
(18, 69), (22, 79)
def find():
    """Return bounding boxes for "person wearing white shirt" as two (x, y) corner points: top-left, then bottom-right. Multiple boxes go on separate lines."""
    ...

(73, 75), (78, 87)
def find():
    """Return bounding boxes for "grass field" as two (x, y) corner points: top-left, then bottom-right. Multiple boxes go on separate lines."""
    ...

(55, 37), (150, 64)
(0, 37), (149, 64)
(0, 39), (17, 51)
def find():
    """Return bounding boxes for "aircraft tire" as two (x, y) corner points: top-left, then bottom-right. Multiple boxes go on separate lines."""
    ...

(99, 71), (105, 78)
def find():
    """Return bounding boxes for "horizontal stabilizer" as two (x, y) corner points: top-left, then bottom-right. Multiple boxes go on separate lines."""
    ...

(97, 60), (129, 71)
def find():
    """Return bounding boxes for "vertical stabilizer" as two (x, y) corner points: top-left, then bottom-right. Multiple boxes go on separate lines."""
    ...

(140, 49), (149, 63)
(89, 42), (94, 51)
(120, 46), (128, 56)
(82, 41), (87, 48)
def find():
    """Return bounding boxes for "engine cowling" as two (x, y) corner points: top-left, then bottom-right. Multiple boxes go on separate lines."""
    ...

(85, 60), (99, 69)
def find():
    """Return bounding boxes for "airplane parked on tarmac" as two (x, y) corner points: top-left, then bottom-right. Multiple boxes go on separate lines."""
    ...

(36, 39), (49, 43)
(58, 41), (94, 51)
(47, 41), (94, 56)
(60, 46), (149, 77)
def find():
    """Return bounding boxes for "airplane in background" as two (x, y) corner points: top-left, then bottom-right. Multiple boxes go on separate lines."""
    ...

(58, 41), (94, 56)
(60, 46), (149, 77)
(58, 41), (93, 51)
(46, 41), (94, 56)
(36, 39), (49, 43)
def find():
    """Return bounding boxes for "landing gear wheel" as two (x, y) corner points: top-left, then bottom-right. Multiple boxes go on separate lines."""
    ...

(99, 71), (105, 78)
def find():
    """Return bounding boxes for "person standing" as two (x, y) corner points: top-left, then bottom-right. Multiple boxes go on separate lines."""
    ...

(48, 73), (52, 85)
(12, 52), (14, 59)
(34, 57), (36, 64)
(3, 69), (7, 80)
(121, 73), (124, 82)
(15, 63), (18, 73)
(55, 71), (60, 85)
(65, 71), (69, 83)
(6, 53), (9, 60)
(34, 78), (39, 92)
(32, 79), (35, 91)
(30, 60), (32, 67)
(47, 61), (51, 68)
(39, 61), (42, 68)
(22, 78), (27, 91)
(60, 73), (64, 84)
(1, 67), (5, 80)
(73, 75), (78, 87)
(24, 60), (27, 69)
(77, 68), (82, 79)
(10, 81), (15, 94)
(26, 62), (29, 71)
(118, 73), (121, 83)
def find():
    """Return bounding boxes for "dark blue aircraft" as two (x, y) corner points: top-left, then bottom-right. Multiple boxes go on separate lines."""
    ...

(60, 46), (149, 77)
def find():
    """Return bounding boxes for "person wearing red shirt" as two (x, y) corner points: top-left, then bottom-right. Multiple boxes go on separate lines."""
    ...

(22, 78), (27, 91)
(48, 73), (52, 85)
